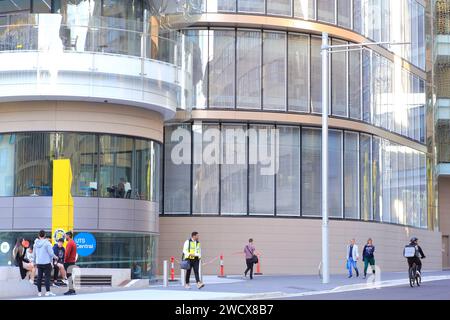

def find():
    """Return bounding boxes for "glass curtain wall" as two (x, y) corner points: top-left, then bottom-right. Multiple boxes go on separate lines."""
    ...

(181, 28), (426, 144)
(162, 123), (428, 228)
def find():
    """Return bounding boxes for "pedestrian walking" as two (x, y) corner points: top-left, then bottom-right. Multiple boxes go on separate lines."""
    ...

(346, 239), (360, 278)
(63, 231), (77, 295)
(244, 238), (257, 280)
(362, 238), (376, 279)
(182, 231), (204, 290)
(32, 230), (58, 297)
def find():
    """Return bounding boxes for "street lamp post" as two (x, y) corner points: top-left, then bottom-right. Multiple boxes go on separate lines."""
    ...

(320, 32), (409, 284)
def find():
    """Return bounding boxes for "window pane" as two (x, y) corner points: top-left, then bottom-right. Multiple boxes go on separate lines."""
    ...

(398, 146), (406, 225)
(185, 29), (208, 109)
(192, 123), (220, 215)
(294, 0), (315, 19)
(263, 31), (286, 111)
(238, 0), (264, 13)
(15, 133), (54, 197)
(135, 139), (154, 201)
(329, 130), (343, 217)
(32, 0), (51, 13)
(381, 139), (391, 223)
(317, 0), (336, 23)
(337, 0), (351, 28)
(267, 0), (292, 16)
(288, 33), (309, 112)
(277, 126), (300, 216)
(0, 0), (30, 14)
(58, 133), (98, 198)
(362, 49), (371, 123)
(405, 148), (413, 226)
(0, 134), (15, 196)
(311, 36), (323, 113)
(344, 132), (359, 219)
(221, 124), (247, 215)
(209, 29), (236, 109)
(390, 143), (399, 224)
(302, 128), (321, 216)
(372, 136), (381, 221)
(237, 30), (262, 109)
(420, 154), (427, 228)
(208, 0), (236, 12)
(360, 133), (372, 221)
(331, 39), (347, 117)
(353, 0), (362, 34)
(99, 135), (133, 199)
(164, 124), (191, 214)
(349, 49), (361, 119)
(249, 125), (275, 215)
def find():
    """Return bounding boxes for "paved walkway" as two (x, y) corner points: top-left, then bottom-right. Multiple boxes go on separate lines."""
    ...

(19, 270), (450, 300)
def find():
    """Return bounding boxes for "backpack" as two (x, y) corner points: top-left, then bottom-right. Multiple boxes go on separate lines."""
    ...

(403, 244), (417, 258)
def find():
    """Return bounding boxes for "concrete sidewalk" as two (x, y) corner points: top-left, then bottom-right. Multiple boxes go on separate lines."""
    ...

(11, 270), (450, 300)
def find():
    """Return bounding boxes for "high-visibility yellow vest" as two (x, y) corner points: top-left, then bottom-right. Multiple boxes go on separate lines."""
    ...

(188, 240), (201, 259)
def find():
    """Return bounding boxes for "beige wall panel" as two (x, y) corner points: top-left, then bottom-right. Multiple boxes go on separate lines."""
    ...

(159, 217), (442, 275)
(439, 177), (450, 268)
(0, 101), (164, 142)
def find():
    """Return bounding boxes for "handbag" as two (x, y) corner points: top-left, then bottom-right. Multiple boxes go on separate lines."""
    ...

(180, 239), (193, 270)
(251, 255), (258, 265)
(180, 258), (191, 270)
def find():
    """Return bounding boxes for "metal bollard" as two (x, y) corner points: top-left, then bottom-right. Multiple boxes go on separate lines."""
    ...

(199, 261), (203, 282)
(181, 268), (186, 286)
(163, 260), (168, 287)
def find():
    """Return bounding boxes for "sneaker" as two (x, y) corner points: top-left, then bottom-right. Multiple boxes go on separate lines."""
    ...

(29, 279), (34, 285)
(64, 290), (76, 296)
(37, 292), (42, 297)
(197, 282), (205, 289)
(184, 284), (191, 289)
(348, 275), (352, 278)
(45, 292), (56, 297)
(62, 279), (68, 284)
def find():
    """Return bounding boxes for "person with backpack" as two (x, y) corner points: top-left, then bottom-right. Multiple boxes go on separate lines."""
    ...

(32, 230), (58, 297)
(362, 238), (376, 279)
(404, 237), (426, 275)
(244, 238), (257, 280)
(182, 231), (204, 290)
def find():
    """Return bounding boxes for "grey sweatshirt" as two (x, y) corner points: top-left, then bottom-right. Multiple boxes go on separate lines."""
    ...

(33, 238), (57, 265)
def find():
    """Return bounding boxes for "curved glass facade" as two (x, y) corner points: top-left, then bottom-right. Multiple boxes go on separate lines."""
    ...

(184, 28), (427, 143)
(0, 132), (161, 202)
(201, 0), (426, 69)
(163, 122), (428, 229)
(0, 231), (158, 278)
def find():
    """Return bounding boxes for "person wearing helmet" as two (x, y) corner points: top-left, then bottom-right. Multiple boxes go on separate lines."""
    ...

(407, 237), (426, 275)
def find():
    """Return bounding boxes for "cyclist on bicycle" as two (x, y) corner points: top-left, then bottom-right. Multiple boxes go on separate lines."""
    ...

(406, 237), (426, 275)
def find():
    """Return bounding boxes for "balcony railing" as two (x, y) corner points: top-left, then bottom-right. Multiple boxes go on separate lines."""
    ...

(0, 13), (194, 117)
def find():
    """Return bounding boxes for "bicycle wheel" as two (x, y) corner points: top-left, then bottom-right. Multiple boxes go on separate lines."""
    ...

(409, 267), (415, 287)
(416, 273), (421, 287)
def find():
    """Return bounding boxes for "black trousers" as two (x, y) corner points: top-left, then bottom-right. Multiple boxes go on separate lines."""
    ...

(36, 264), (52, 292)
(244, 259), (254, 279)
(407, 257), (422, 272)
(185, 258), (200, 284)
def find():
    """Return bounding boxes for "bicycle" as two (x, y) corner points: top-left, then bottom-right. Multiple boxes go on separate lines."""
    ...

(408, 262), (421, 287)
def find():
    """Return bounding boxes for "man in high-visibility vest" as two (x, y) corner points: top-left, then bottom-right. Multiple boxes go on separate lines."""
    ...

(182, 231), (204, 289)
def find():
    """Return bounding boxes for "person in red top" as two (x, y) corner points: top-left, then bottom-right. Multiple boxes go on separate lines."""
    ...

(64, 231), (77, 295)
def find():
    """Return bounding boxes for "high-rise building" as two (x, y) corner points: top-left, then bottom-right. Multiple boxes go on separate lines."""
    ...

(0, 0), (443, 276)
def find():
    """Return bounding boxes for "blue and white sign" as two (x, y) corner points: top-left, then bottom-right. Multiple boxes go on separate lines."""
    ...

(74, 233), (96, 257)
